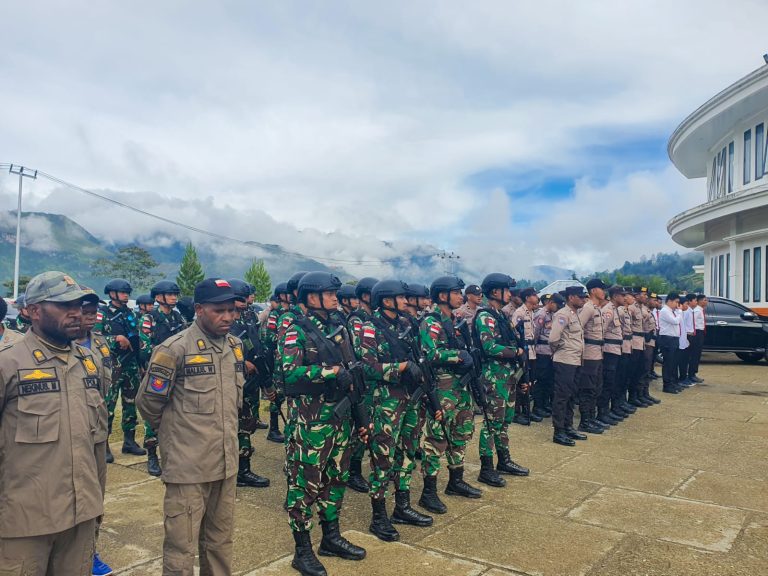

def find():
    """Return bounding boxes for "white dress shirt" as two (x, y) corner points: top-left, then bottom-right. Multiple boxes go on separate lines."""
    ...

(679, 309), (690, 350)
(659, 305), (682, 338)
(692, 305), (705, 331)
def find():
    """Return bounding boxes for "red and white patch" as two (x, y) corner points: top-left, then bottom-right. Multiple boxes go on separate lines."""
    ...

(487, 318), (496, 329)
(363, 327), (376, 339)
(282, 318), (292, 328)
(284, 331), (298, 346)
(429, 323), (441, 335)
(267, 317), (277, 329)
(214, 279), (230, 288)
(96, 311), (103, 322)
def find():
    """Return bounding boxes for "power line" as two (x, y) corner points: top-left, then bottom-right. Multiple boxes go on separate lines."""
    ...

(1, 163), (415, 266)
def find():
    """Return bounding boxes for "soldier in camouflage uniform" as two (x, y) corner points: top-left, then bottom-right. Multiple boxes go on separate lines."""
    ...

(336, 284), (358, 317)
(94, 278), (148, 461)
(260, 282), (289, 443)
(473, 273), (530, 488)
(139, 280), (188, 476)
(360, 279), (428, 542)
(228, 279), (272, 488)
(417, 276), (481, 515)
(8, 295), (32, 333)
(344, 277), (378, 494)
(281, 272), (368, 576)
(135, 293), (154, 316)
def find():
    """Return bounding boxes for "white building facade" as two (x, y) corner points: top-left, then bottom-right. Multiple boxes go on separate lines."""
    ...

(668, 64), (768, 315)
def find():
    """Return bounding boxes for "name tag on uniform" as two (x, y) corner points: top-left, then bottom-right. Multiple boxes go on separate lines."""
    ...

(235, 361), (245, 374)
(184, 353), (216, 376)
(17, 368), (61, 396)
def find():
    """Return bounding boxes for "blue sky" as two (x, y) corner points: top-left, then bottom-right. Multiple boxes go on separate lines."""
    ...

(2, 1), (768, 277)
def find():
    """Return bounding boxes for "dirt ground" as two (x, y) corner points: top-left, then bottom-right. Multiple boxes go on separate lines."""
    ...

(101, 353), (768, 575)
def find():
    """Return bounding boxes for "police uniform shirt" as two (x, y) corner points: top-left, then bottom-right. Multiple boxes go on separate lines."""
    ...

(618, 305), (633, 354)
(136, 321), (244, 484)
(512, 304), (537, 360)
(548, 306), (584, 366)
(578, 300), (604, 361)
(601, 302), (623, 356)
(533, 307), (553, 356)
(0, 330), (108, 538)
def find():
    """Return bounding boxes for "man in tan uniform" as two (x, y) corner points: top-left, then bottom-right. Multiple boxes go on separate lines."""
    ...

(0, 271), (106, 576)
(549, 286), (587, 447)
(137, 278), (245, 576)
(454, 284), (482, 321)
(511, 287), (541, 424)
(628, 288), (650, 408)
(576, 279), (607, 435)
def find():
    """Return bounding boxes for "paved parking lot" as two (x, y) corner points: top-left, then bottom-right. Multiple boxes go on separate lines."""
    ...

(102, 353), (768, 575)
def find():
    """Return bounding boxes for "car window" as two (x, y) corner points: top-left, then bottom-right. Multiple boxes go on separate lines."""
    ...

(714, 300), (747, 317)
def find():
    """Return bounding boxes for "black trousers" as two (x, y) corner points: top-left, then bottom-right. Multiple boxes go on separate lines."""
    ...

(578, 359), (602, 420)
(658, 335), (679, 387)
(534, 354), (553, 410)
(688, 332), (704, 377)
(552, 361), (580, 431)
(677, 340), (690, 381)
(629, 349), (645, 396)
(615, 353), (631, 407)
(600, 353), (620, 413)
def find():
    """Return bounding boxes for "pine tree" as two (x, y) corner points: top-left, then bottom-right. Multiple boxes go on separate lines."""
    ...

(176, 242), (205, 296)
(93, 245), (162, 292)
(244, 259), (271, 302)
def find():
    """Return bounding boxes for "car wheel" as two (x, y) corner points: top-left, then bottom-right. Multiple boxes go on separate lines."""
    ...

(735, 352), (763, 363)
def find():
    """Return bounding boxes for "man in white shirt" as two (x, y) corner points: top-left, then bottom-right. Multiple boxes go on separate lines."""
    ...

(658, 293), (683, 394)
(678, 295), (696, 387)
(688, 295), (707, 383)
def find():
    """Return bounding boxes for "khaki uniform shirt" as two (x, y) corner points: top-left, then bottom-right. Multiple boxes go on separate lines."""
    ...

(0, 327), (22, 346)
(629, 303), (644, 351)
(578, 300), (604, 361)
(618, 305), (633, 354)
(453, 303), (479, 322)
(136, 321), (244, 484)
(511, 304), (536, 360)
(548, 306), (584, 366)
(601, 302), (623, 356)
(533, 307), (553, 356)
(642, 304), (656, 347)
(0, 330), (108, 538)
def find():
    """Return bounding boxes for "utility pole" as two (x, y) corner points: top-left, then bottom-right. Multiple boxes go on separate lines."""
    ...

(437, 250), (461, 276)
(8, 165), (38, 300)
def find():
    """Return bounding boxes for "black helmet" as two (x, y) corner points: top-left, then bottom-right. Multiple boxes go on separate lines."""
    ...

(136, 294), (154, 306)
(227, 279), (252, 299)
(104, 278), (132, 295)
(337, 284), (357, 302)
(480, 273), (515, 296)
(176, 296), (195, 322)
(273, 282), (289, 298)
(371, 279), (408, 309)
(355, 277), (379, 299)
(287, 271), (309, 295)
(430, 276), (465, 303)
(406, 283), (429, 299)
(297, 272), (342, 305)
(150, 280), (181, 299)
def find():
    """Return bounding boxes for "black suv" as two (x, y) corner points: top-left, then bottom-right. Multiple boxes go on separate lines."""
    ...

(703, 297), (768, 363)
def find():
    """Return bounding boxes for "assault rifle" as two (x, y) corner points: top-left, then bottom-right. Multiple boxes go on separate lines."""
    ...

(454, 317), (495, 439)
(514, 318), (532, 422)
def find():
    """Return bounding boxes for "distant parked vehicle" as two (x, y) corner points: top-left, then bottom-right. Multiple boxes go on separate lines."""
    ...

(704, 297), (768, 363)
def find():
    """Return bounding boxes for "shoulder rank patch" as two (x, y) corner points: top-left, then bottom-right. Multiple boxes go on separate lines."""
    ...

(32, 349), (46, 363)
(233, 346), (244, 361)
(227, 335), (237, 347)
(82, 357), (98, 375)
(100, 345), (110, 358)
(196, 339), (206, 351)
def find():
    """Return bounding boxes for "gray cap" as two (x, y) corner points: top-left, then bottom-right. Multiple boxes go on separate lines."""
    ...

(24, 271), (92, 305)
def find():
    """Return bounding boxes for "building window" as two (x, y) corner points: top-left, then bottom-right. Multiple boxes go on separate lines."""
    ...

(743, 249), (751, 302)
(726, 253), (731, 298)
(757, 123), (765, 181)
(744, 129), (752, 185)
(728, 141), (734, 192)
(719, 254), (725, 297)
(755, 247), (762, 302)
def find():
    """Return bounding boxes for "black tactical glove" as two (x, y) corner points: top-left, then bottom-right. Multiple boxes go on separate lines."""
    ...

(457, 349), (474, 368)
(401, 361), (423, 390)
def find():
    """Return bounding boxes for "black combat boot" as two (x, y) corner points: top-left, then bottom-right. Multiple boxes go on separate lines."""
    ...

(391, 490), (433, 527)
(528, 411), (544, 423)
(418, 475), (447, 514)
(477, 456), (506, 488)
(369, 498), (399, 542)
(596, 409), (620, 427)
(105, 441), (114, 464)
(292, 530), (327, 576)
(147, 445), (162, 477)
(553, 427), (576, 446)
(237, 456), (270, 488)
(565, 427), (588, 440)
(512, 412), (531, 426)
(121, 430), (147, 456)
(267, 411), (285, 443)
(642, 384), (661, 405)
(589, 417), (609, 430)
(445, 466), (482, 498)
(318, 520), (366, 560)
(496, 448), (530, 476)
(346, 458), (369, 493)
(532, 405), (549, 419)
(577, 417), (604, 434)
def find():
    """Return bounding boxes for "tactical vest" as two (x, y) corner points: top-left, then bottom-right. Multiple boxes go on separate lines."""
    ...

(472, 306), (516, 361)
(367, 314), (412, 363)
(149, 309), (186, 346)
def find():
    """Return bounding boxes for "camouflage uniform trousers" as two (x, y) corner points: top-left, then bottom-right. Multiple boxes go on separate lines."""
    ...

(367, 384), (409, 500)
(106, 360), (147, 434)
(238, 379), (262, 457)
(422, 377), (475, 478)
(286, 396), (352, 531)
(478, 371), (515, 458)
(391, 400), (425, 492)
